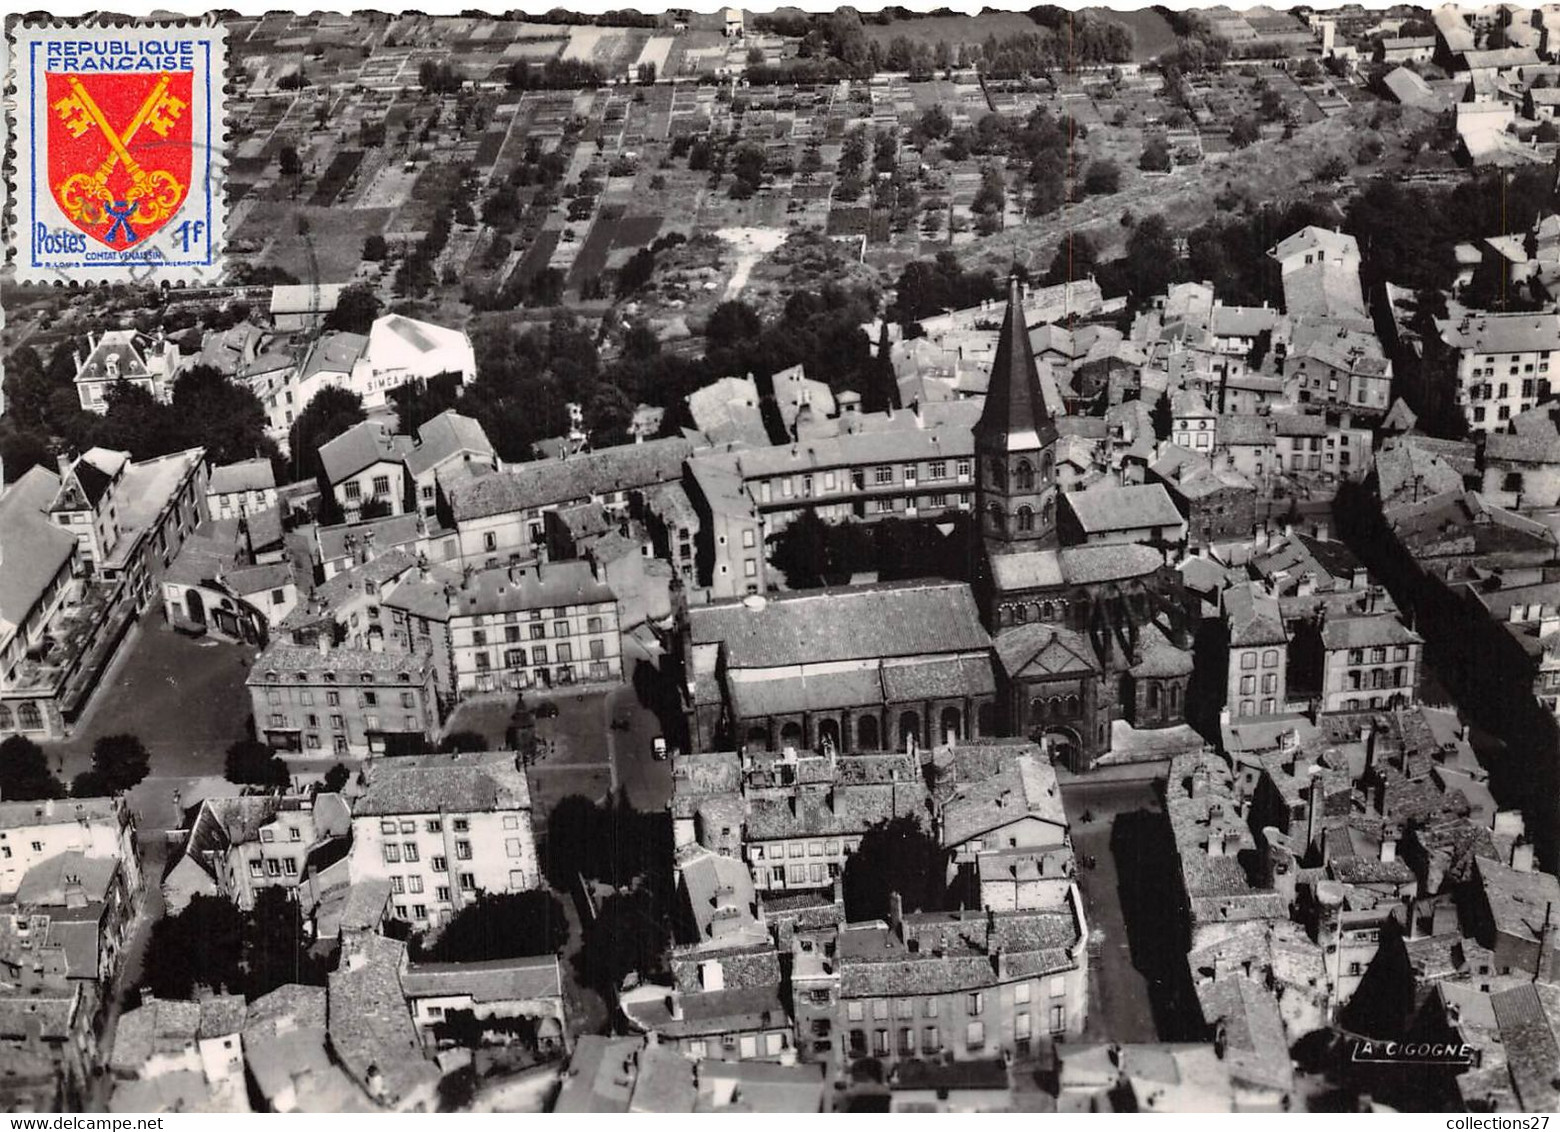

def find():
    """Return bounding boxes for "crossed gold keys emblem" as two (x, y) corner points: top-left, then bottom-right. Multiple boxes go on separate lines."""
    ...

(53, 73), (188, 239)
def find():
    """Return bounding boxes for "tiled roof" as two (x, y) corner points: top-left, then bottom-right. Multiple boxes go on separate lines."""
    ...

(1320, 615), (1421, 650)
(405, 411), (494, 478)
(1490, 983), (1560, 1112)
(449, 438), (694, 521)
(976, 277), (1058, 452)
(0, 466), (77, 630)
(1065, 483), (1183, 535)
(208, 458), (277, 496)
(940, 754), (1066, 848)
(400, 955), (561, 1003)
(994, 623), (1101, 679)
(247, 643), (433, 685)
(449, 560), (615, 616)
(353, 750), (530, 817)
(1438, 311), (1560, 356)
(745, 782), (930, 840)
(327, 934), (439, 1106)
(318, 421), (412, 485)
(1224, 583), (1287, 646)
(316, 513), (423, 565)
(837, 909), (1079, 998)
(690, 582), (989, 668)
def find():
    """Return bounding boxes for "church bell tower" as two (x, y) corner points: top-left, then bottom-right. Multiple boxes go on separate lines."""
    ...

(974, 275), (1060, 555)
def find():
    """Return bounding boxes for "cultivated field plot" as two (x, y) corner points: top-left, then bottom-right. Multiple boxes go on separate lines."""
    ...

(238, 204), (394, 283)
(309, 149), (366, 208)
(568, 204), (627, 288)
(392, 163), (467, 235)
(862, 10), (1041, 48)
(1083, 6), (1179, 61)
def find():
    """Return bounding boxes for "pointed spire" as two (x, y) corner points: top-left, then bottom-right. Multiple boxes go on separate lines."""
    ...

(976, 274), (1056, 451)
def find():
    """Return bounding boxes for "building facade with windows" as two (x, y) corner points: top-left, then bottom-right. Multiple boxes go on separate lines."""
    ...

(793, 896), (1088, 1070)
(446, 561), (622, 695)
(1319, 615), (1422, 713)
(247, 643), (440, 759)
(1224, 584), (1289, 719)
(347, 750), (540, 929)
(1436, 311), (1560, 433)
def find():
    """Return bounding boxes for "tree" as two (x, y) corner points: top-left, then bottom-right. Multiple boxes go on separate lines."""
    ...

(914, 104), (952, 143)
(0, 736), (65, 801)
(705, 300), (762, 350)
(1082, 159), (1121, 196)
(842, 814), (945, 922)
(1139, 136), (1172, 172)
(1229, 115), (1262, 149)
(225, 739), (290, 788)
(1316, 154), (1350, 182)
(731, 141), (767, 197)
(95, 380), (185, 461)
(322, 284), (382, 335)
(288, 386), (366, 483)
(1151, 389), (1173, 441)
(637, 61), (657, 84)
(278, 145), (302, 176)
(363, 234), (389, 261)
(90, 734), (149, 794)
(170, 366), (276, 468)
(415, 891), (569, 962)
(438, 730), (489, 753)
(321, 763), (352, 794)
(577, 887), (669, 995)
(141, 896), (245, 999)
(246, 888), (328, 997)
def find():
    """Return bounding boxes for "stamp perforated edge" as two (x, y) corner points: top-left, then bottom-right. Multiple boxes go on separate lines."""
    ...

(4, 14), (228, 288)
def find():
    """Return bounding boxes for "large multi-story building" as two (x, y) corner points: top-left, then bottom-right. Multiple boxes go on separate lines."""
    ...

(681, 582), (998, 754)
(1224, 583), (1289, 719)
(791, 895), (1090, 1070)
(445, 560), (622, 694)
(1319, 614), (1423, 713)
(446, 438), (694, 569)
(0, 795), (140, 899)
(347, 750), (540, 929)
(1437, 311), (1560, 433)
(247, 643), (441, 758)
(71, 329), (182, 412)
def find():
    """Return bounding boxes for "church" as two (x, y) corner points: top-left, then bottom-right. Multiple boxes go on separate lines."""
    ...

(974, 276), (1199, 772)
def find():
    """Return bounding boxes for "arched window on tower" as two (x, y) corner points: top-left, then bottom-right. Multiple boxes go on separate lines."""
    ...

(1040, 454), (1054, 483)
(989, 460), (1007, 489)
(1041, 496), (1055, 529)
(987, 502), (1006, 534)
(1017, 506), (1034, 532)
(1015, 460), (1034, 490)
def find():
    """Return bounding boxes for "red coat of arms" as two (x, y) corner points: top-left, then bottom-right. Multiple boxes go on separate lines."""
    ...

(46, 71), (193, 248)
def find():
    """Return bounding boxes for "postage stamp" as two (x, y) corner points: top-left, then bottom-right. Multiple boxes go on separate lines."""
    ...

(7, 20), (227, 285)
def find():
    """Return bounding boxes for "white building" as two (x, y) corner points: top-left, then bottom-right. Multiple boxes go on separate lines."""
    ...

(72, 329), (182, 412)
(350, 315), (477, 409)
(0, 795), (140, 898)
(206, 458), (279, 522)
(347, 750), (540, 929)
(1437, 310), (1560, 432)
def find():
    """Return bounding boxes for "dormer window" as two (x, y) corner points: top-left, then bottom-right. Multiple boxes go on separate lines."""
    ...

(295, 672), (308, 683)
(266, 671), (279, 683)
(323, 672), (337, 684)
(361, 673), (374, 684)
(397, 672), (411, 683)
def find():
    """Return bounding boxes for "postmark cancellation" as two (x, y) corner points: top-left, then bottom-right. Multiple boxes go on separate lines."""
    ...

(7, 19), (227, 285)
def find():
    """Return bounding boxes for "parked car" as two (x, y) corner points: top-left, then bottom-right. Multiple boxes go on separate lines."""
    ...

(652, 736), (668, 760)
